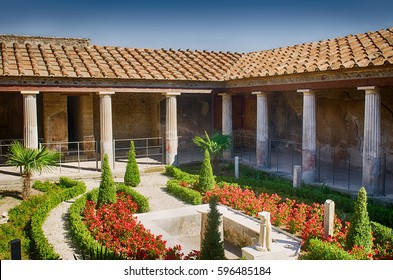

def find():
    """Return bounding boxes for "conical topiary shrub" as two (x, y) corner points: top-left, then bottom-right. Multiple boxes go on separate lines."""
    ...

(124, 141), (140, 187)
(200, 196), (226, 260)
(97, 154), (117, 208)
(345, 187), (373, 254)
(197, 149), (215, 193)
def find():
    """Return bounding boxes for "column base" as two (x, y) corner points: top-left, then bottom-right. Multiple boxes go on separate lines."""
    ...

(256, 140), (269, 168)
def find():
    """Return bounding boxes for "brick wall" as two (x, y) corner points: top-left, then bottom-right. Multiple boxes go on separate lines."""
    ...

(42, 92), (68, 146)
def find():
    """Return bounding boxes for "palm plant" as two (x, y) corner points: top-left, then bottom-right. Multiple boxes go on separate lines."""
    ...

(7, 141), (60, 200)
(193, 131), (231, 174)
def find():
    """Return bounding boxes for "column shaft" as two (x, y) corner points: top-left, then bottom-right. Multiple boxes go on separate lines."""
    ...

(21, 91), (39, 149)
(99, 92), (114, 169)
(253, 92), (269, 168)
(359, 86), (381, 195)
(164, 92), (180, 165)
(299, 89), (316, 183)
(220, 93), (232, 160)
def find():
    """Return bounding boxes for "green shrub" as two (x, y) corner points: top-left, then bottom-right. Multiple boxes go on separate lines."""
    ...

(59, 176), (80, 188)
(69, 192), (111, 259)
(345, 187), (373, 253)
(124, 141), (140, 187)
(301, 238), (354, 260)
(30, 179), (86, 260)
(166, 180), (202, 205)
(97, 154), (116, 208)
(196, 149), (215, 193)
(33, 180), (56, 192)
(371, 221), (393, 246)
(117, 183), (150, 213)
(200, 196), (226, 260)
(165, 165), (198, 182)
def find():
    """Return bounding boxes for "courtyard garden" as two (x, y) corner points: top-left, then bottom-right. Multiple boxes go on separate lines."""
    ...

(0, 138), (392, 260)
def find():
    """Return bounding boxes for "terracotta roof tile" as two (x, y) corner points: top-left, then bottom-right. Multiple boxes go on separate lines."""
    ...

(0, 27), (392, 82)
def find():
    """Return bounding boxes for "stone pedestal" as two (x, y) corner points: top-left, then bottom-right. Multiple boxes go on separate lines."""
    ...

(323, 200), (335, 238)
(98, 92), (114, 170)
(293, 165), (302, 188)
(253, 92), (269, 168)
(298, 89), (316, 183)
(21, 91), (39, 149)
(358, 86), (382, 195)
(164, 92), (180, 165)
(220, 93), (232, 160)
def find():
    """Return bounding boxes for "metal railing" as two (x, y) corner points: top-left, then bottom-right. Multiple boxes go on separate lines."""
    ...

(113, 137), (164, 168)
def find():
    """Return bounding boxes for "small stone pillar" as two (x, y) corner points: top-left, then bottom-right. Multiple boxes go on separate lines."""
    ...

(293, 165), (302, 188)
(256, 211), (272, 252)
(163, 92), (180, 165)
(358, 86), (381, 195)
(98, 92), (115, 170)
(298, 89), (317, 183)
(21, 91), (39, 149)
(323, 200), (335, 238)
(220, 93), (232, 160)
(253, 92), (269, 168)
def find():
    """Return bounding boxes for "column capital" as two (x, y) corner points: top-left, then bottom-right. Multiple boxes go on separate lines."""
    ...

(218, 93), (232, 98)
(297, 89), (315, 95)
(162, 92), (181, 97)
(97, 91), (115, 96)
(357, 86), (380, 94)
(21, 91), (39, 95)
(252, 91), (268, 97)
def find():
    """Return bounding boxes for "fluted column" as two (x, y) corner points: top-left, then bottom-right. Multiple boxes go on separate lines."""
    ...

(298, 89), (316, 183)
(21, 91), (39, 149)
(164, 92), (180, 165)
(98, 92), (115, 170)
(220, 93), (232, 160)
(253, 92), (269, 168)
(358, 86), (381, 195)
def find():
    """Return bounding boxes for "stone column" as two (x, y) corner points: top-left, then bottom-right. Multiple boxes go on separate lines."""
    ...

(253, 92), (269, 168)
(220, 93), (232, 160)
(358, 86), (381, 195)
(98, 92), (115, 170)
(298, 89), (316, 183)
(164, 92), (180, 165)
(21, 91), (39, 149)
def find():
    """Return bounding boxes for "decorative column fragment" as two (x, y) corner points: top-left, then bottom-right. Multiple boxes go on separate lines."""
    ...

(21, 91), (39, 149)
(98, 92), (115, 170)
(358, 86), (381, 195)
(253, 92), (269, 168)
(220, 93), (232, 160)
(298, 89), (317, 183)
(164, 92), (180, 165)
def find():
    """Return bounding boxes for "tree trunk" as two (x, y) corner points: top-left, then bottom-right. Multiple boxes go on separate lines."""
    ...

(22, 173), (32, 200)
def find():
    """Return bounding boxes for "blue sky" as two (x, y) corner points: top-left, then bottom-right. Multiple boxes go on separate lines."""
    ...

(0, 0), (392, 52)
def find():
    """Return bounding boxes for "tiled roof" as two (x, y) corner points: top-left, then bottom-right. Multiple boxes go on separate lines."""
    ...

(1, 27), (393, 82)
(229, 27), (393, 79)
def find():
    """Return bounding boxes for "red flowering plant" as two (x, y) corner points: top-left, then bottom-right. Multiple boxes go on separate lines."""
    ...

(83, 192), (195, 260)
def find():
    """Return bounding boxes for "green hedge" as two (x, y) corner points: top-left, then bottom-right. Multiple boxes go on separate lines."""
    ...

(116, 183), (150, 213)
(30, 179), (86, 260)
(165, 165), (198, 182)
(69, 187), (150, 259)
(0, 195), (46, 259)
(371, 221), (393, 246)
(301, 238), (355, 260)
(166, 179), (202, 205)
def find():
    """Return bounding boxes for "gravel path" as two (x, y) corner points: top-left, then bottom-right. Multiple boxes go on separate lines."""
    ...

(42, 172), (188, 260)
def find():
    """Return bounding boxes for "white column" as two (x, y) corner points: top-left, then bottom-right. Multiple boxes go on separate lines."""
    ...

(220, 93), (232, 160)
(21, 91), (39, 149)
(253, 92), (269, 168)
(164, 92), (180, 165)
(358, 86), (381, 195)
(98, 92), (115, 170)
(298, 89), (316, 183)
